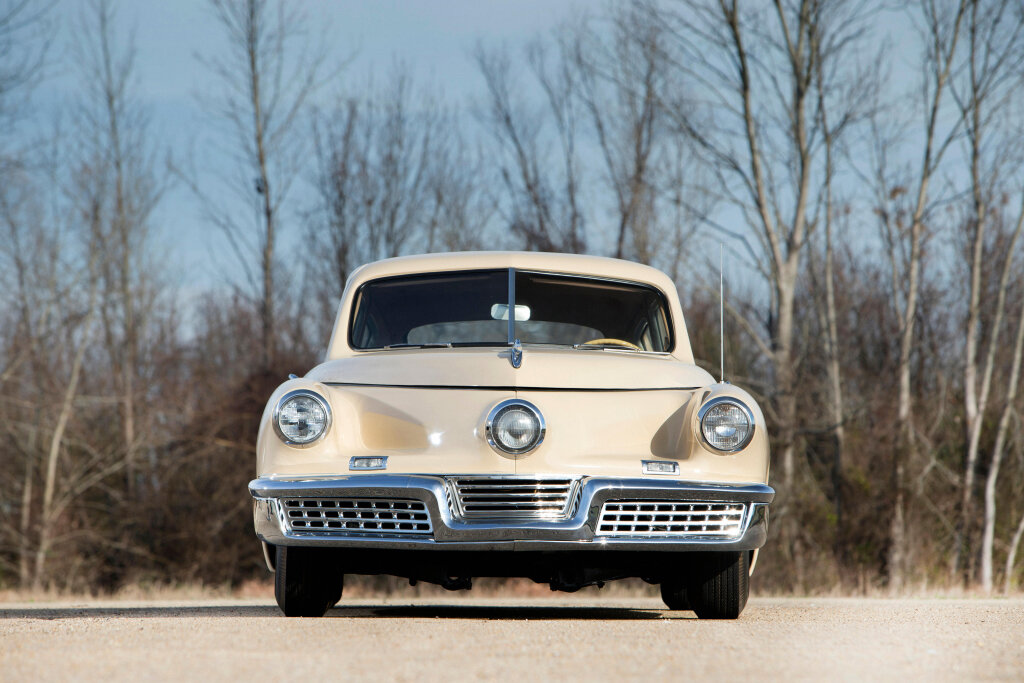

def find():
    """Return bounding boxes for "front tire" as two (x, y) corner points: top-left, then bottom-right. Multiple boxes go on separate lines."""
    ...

(659, 582), (690, 611)
(274, 546), (343, 617)
(686, 551), (749, 619)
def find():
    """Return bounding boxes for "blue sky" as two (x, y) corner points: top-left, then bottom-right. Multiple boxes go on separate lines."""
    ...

(36, 0), (585, 295)
(29, 1), (938, 312)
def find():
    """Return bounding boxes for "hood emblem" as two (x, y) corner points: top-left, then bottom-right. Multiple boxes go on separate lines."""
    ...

(510, 339), (523, 369)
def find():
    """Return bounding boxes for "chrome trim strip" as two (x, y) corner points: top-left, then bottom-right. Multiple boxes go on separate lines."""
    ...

(322, 382), (703, 392)
(271, 389), (332, 448)
(250, 475), (773, 552)
(697, 396), (756, 453)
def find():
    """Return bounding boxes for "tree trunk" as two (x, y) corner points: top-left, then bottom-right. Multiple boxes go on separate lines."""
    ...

(1004, 510), (1024, 594)
(817, 85), (845, 558)
(889, 216), (921, 593)
(980, 258), (1024, 591)
(247, 0), (275, 371)
(18, 430), (36, 587)
(33, 322), (90, 589)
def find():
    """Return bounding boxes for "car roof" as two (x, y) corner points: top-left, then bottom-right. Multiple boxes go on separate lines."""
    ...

(346, 251), (676, 291)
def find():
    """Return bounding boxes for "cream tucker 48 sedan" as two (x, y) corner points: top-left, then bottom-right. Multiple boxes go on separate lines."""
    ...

(251, 252), (773, 618)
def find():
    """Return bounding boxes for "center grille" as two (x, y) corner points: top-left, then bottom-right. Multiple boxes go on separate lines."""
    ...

(448, 477), (579, 520)
(283, 498), (431, 534)
(597, 501), (746, 538)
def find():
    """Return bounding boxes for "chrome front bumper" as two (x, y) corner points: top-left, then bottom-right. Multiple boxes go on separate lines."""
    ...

(250, 475), (773, 552)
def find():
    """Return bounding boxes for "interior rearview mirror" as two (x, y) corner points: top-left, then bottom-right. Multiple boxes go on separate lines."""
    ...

(490, 304), (531, 321)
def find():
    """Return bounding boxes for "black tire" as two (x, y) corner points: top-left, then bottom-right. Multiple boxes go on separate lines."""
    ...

(274, 546), (343, 617)
(687, 551), (749, 619)
(659, 582), (690, 611)
(326, 579), (344, 610)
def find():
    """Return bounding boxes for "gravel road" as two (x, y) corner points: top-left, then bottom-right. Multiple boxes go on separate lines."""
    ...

(2, 596), (1022, 681)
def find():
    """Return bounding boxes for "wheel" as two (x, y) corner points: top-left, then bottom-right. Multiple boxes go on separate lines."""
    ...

(274, 546), (343, 617)
(686, 551), (749, 619)
(659, 582), (690, 611)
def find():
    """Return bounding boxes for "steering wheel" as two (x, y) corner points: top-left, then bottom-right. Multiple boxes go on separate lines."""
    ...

(581, 337), (642, 351)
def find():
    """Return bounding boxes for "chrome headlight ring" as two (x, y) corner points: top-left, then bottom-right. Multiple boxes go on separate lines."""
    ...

(697, 396), (755, 453)
(485, 399), (546, 456)
(272, 389), (332, 448)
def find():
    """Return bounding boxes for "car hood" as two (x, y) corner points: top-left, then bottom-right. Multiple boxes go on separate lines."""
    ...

(304, 347), (714, 390)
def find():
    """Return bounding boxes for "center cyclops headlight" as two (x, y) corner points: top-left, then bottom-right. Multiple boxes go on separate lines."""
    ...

(698, 396), (755, 453)
(486, 399), (545, 455)
(273, 389), (331, 447)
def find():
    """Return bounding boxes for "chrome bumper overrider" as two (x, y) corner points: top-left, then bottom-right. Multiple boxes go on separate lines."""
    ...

(250, 475), (773, 552)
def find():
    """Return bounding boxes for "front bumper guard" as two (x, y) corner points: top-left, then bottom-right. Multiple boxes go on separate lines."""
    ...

(250, 475), (773, 552)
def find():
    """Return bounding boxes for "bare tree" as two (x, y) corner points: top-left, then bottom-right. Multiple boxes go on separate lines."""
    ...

(980, 264), (1024, 591)
(657, 0), (874, 587)
(74, 0), (165, 499)
(0, 0), (58, 588)
(1006, 508), (1024, 593)
(949, 0), (1024, 587)
(571, 5), (667, 263)
(475, 44), (585, 253)
(861, 0), (966, 589)
(31, 286), (95, 589)
(198, 0), (327, 370)
(0, 161), (62, 586)
(806, 9), (882, 562)
(308, 67), (490, 341)
(0, 0), (52, 158)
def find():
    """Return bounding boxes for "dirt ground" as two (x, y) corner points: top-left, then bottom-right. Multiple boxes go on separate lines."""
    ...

(1, 595), (1022, 681)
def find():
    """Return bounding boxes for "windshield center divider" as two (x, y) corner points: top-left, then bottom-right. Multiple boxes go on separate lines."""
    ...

(507, 267), (515, 345)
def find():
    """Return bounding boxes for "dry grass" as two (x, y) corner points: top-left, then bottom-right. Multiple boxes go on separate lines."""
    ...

(3, 575), (1020, 604)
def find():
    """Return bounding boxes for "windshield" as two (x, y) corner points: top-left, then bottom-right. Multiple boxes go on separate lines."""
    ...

(349, 268), (673, 352)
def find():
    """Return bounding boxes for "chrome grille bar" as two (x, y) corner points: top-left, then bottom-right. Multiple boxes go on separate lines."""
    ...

(448, 477), (579, 520)
(283, 498), (432, 534)
(597, 501), (746, 538)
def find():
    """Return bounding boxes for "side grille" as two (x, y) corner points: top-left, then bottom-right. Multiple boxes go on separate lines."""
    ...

(448, 477), (579, 520)
(283, 498), (431, 534)
(597, 501), (746, 538)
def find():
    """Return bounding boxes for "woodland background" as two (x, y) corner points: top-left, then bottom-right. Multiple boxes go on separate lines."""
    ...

(2, 0), (1024, 595)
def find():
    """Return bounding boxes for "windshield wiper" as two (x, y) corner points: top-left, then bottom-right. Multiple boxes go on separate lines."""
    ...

(572, 342), (640, 352)
(382, 342), (453, 349)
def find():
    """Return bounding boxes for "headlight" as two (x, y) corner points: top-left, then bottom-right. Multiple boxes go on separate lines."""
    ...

(273, 390), (331, 447)
(698, 397), (754, 453)
(486, 399), (545, 455)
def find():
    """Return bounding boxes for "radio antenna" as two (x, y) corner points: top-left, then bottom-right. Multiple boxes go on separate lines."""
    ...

(719, 243), (725, 383)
